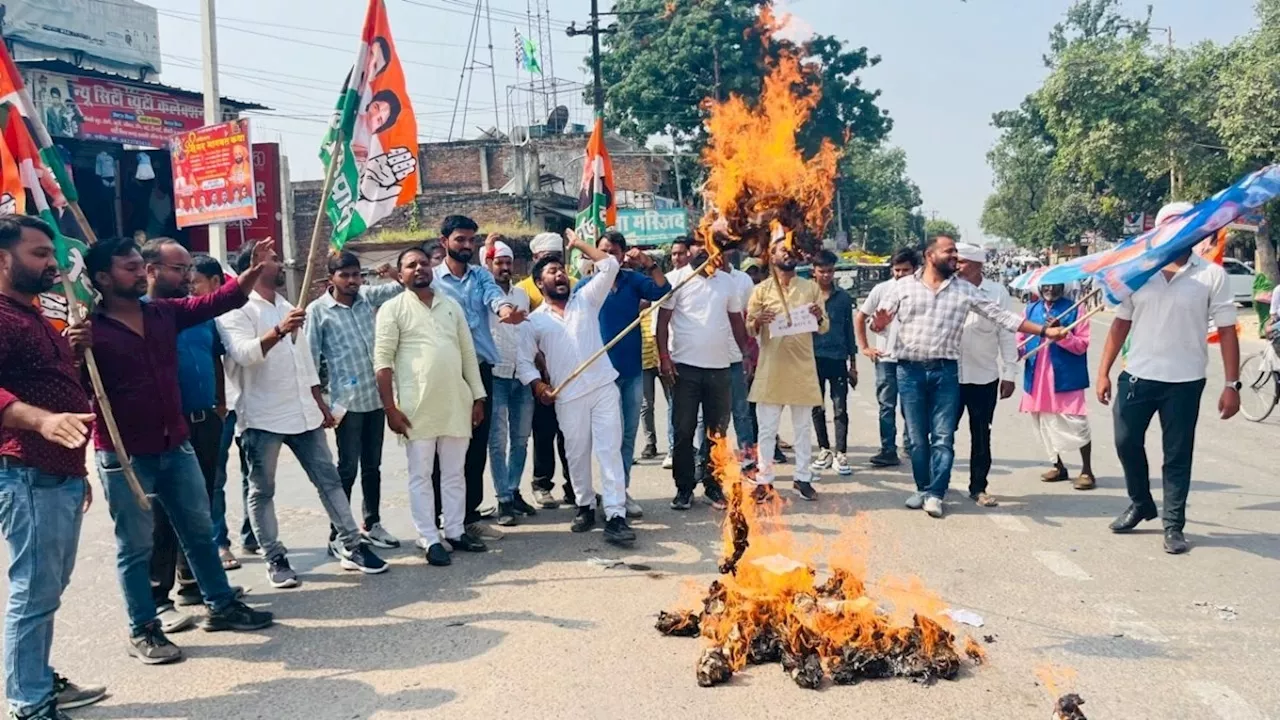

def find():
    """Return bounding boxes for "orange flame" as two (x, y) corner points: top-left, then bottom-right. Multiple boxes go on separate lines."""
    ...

(697, 7), (840, 261)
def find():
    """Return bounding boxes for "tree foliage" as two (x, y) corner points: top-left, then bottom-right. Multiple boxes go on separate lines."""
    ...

(925, 219), (961, 242)
(836, 141), (923, 253)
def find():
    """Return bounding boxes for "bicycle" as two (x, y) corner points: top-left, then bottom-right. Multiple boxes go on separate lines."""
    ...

(1240, 342), (1280, 421)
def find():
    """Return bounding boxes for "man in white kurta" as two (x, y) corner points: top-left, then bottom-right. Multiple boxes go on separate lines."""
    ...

(517, 236), (636, 546)
(373, 247), (488, 566)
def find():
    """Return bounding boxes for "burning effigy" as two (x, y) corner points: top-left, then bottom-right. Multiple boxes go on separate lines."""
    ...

(657, 440), (986, 689)
(695, 7), (840, 264)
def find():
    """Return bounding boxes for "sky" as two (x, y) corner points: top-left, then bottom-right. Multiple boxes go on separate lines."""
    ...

(146, 0), (1261, 245)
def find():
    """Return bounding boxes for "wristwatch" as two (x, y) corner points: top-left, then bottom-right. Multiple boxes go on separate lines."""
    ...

(1226, 380), (1242, 392)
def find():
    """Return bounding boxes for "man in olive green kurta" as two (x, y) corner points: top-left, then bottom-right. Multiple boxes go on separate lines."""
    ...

(746, 240), (828, 501)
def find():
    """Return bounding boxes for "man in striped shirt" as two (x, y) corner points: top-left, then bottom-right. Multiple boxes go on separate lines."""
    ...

(872, 235), (1067, 518)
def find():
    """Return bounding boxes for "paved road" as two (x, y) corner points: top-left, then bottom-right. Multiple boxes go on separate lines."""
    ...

(7, 316), (1278, 719)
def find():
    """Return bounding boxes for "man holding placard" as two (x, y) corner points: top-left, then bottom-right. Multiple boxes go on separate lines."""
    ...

(746, 238), (829, 502)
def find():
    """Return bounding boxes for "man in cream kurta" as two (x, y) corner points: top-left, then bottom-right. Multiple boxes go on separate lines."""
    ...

(746, 240), (829, 501)
(516, 234), (636, 546)
(373, 247), (487, 566)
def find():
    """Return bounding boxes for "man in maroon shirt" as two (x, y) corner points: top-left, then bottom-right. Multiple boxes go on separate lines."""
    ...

(0, 216), (106, 719)
(84, 235), (275, 665)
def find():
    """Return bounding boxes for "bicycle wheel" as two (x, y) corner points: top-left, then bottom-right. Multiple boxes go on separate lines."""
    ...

(1239, 352), (1278, 422)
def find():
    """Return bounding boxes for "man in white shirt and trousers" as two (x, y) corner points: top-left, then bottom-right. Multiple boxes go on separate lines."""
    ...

(518, 232), (637, 547)
(954, 243), (1018, 508)
(1097, 201), (1241, 555)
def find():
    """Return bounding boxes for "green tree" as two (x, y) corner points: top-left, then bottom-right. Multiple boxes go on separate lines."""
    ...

(925, 218), (961, 242)
(836, 141), (922, 253)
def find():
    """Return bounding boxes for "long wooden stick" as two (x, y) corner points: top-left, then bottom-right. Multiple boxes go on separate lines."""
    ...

(297, 130), (346, 307)
(1022, 305), (1104, 362)
(1016, 288), (1101, 350)
(10, 77), (150, 509)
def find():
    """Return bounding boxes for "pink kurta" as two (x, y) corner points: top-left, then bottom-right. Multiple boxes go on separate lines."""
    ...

(1018, 321), (1090, 416)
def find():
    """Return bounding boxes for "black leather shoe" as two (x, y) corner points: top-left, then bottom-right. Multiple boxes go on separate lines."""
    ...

(570, 506), (596, 533)
(510, 492), (538, 516)
(426, 543), (452, 566)
(446, 533), (488, 552)
(1109, 503), (1158, 533)
(1163, 529), (1189, 555)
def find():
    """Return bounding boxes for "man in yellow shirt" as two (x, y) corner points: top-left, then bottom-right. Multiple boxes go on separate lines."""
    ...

(374, 247), (488, 567)
(518, 232), (576, 508)
(746, 239), (828, 502)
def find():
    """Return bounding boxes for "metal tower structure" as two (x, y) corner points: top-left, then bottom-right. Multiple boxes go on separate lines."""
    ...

(448, 0), (503, 141)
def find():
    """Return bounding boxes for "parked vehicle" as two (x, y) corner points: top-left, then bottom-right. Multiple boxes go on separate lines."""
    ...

(1223, 258), (1255, 305)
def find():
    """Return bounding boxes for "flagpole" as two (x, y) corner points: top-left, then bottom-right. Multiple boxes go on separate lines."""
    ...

(298, 129), (345, 309)
(7, 80), (151, 510)
(1021, 305), (1105, 362)
(1016, 287), (1100, 351)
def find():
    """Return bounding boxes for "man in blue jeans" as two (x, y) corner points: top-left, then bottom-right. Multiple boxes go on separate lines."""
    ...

(580, 231), (670, 518)
(870, 236), (1065, 518)
(856, 249), (920, 467)
(0, 216), (107, 718)
(84, 236), (274, 665)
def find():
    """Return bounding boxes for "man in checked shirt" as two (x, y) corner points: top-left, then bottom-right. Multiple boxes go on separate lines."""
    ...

(871, 235), (1068, 518)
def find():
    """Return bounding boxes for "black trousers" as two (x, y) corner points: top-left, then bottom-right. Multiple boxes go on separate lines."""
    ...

(530, 397), (572, 493)
(1114, 372), (1205, 532)
(432, 363), (494, 526)
(812, 357), (850, 454)
(329, 409), (385, 541)
(956, 381), (998, 496)
(672, 364), (730, 493)
(151, 411), (223, 607)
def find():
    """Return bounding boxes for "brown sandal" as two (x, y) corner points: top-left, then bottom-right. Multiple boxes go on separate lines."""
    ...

(1041, 468), (1069, 482)
(1073, 473), (1096, 491)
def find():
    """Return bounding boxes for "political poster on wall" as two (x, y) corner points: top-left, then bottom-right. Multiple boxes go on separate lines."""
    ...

(171, 118), (257, 229)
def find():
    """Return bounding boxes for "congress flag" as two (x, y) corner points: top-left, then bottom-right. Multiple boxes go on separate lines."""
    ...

(575, 115), (616, 243)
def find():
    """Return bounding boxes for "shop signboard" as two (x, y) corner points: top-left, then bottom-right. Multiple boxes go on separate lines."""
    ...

(4, 0), (162, 71)
(615, 208), (689, 246)
(171, 118), (256, 228)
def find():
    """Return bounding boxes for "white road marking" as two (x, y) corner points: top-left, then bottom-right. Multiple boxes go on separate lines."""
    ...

(1187, 681), (1267, 720)
(987, 513), (1029, 533)
(1032, 550), (1092, 580)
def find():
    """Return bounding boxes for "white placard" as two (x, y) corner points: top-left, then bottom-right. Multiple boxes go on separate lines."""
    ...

(768, 307), (819, 337)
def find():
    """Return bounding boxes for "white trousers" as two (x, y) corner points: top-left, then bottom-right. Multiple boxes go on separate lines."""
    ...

(406, 436), (469, 543)
(756, 403), (815, 486)
(1031, 413), (1091, 461)
(557, 383), (627, 520)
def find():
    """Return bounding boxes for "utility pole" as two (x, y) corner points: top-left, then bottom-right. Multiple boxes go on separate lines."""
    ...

(200, 0), (227, 264)
(1153, 25), (1177, 198)
(566, 0), (614, 117)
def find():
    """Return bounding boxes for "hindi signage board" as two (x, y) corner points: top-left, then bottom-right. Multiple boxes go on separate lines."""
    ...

(171, 119), (257, 229)
(615, 208), (689, 246)
(22, 67), (227, 147)
(4, 0), (162, 71)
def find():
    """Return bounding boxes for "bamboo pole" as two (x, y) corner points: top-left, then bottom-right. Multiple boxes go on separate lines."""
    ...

(1016, 288), (1101, 350)
(297, 130), (346, 308)
(9, 76), (150, 509)
(1021, 305), (1105, 362)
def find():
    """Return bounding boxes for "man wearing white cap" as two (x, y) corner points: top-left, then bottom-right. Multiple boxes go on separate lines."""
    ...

(954, 242), (1017, 508)
(484, 237), (536, 526)
(518, 232), (576, 508)
(1097, 201), (1240, 555)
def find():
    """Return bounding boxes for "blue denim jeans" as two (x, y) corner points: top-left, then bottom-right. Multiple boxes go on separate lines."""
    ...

(97, 443), (237, 634)
(0, 462), (84, 715)
(896, 360), (961, 499)
(875, 361), (910, 455)
(728, 361), (754, 448)
(240, 427), (362, 562)
(489, 376), (534, 502)
(215, 410), (251, 549)
(616, 373), (644, 487)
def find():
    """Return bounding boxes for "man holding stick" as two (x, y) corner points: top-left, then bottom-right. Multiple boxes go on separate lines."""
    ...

(1097, 201), (1240, 555)
(0, 216), (107, 718)
(85, 236), (274, 665)
(517, 232), (636, 546)
(872, 235), (1069, 519)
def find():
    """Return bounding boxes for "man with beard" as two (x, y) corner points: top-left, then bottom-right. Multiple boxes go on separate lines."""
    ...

(376, 247), (489, 565)
(140, 239), (238, 635)
(517, 232), (575, 507)
(306, 251), (404, 550)
(217, 245), (388, 590)
(517, 231), (636, 546)
(747, 239), (828, 502)
(0, 217), (107, 718)
(431, 215), (525, 540)
(657, 237), (751, 511)
(871, 235), (1068, 518)
(85, 236), (275, 665)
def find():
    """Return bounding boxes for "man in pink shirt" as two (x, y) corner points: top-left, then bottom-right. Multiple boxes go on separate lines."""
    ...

(1018, 283), (1095, 490)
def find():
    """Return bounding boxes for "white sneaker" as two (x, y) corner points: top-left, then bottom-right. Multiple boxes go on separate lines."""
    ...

(156, 605), (195, 634)
(625, 493), (644, 518)
(362, 523), (401, 549)
(923, 496), (944, 518)
(833, 453), (853, 476)
(809, 448), (834, 471)
(661, 454), (673, 469)
(905, 492), (925, 510)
